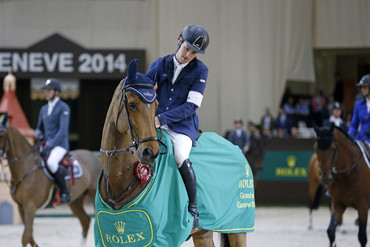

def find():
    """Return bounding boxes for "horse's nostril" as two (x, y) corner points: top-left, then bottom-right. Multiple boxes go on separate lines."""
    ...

(143, 148), (154, 159)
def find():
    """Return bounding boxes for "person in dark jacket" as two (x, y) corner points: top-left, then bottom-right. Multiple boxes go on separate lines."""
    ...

(227, 117), (250, 154)
(146, 24), (209, 229)
(35, 78), (71, 203)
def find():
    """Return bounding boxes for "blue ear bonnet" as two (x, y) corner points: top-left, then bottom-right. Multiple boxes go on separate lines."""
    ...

(124, 59), (156, 104)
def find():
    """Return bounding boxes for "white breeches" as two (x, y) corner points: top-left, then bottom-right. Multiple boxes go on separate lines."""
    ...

(47, 146), (67, 173)
(162, 126), (192, 168)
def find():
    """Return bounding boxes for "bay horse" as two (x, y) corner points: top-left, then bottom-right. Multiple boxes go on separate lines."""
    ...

(307, 152), (328, 230)
(97, 59), (249, 247)
(314, 124), (370, 247)
(0, 115), (102, 247)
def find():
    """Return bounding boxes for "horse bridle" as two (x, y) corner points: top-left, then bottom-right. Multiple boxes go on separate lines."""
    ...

(317, 136), (360, 175)
(0, 126), (42, 195)
(100, 79), (167, 207)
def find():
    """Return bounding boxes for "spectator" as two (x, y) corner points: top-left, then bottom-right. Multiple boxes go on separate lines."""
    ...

(260, 107), (274, 138)
(274, 107), (293, 138)
(329, 102), (347, 131)
(227, 117), (250, 154)
(283, 96), (296, 116)
(295, 97), (309, 116)
(311, 89), (326, 126)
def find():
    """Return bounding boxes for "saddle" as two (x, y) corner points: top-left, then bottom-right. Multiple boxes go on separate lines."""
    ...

(42, 152), (78, 185)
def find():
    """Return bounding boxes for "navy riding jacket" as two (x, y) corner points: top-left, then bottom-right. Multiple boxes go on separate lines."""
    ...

(146, 54), (208, 145)
(35, 99), (70, 150)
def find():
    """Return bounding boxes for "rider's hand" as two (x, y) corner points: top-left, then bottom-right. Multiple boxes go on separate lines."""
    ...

(41, 145), (51, 156)
(349, 134), (355, 140)
(36, 132), (45, 142)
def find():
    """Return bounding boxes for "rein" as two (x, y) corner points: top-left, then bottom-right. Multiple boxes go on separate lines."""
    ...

(100, 79), (166, 208)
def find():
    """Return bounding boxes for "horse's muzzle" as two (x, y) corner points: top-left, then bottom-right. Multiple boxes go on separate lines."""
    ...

(321, 174), (333, 186)
(139, 147), (159, 166)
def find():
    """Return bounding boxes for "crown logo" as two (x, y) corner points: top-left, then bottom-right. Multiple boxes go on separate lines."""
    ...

(287, 155), (297, 168)
(114, 221), (126, 234)
(245, 164), (249, 177)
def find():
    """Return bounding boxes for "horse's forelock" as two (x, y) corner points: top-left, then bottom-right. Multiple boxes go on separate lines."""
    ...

(316, 126), (334, 150)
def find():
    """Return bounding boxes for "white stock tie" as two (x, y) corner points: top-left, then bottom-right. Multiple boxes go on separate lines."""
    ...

(172, 65), (182, 84)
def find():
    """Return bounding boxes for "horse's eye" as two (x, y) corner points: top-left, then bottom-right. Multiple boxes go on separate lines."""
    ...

(128, 102), (136, 110)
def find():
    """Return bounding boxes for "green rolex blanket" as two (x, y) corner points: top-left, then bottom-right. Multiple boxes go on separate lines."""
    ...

(94, 131), (255, 247)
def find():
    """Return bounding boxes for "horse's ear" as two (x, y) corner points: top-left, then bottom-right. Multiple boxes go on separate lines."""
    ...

(312, 122), (319, 133)
(127, 59), (138, 81)
(0, 113), (8, 127)
(330, 122), (335, 132)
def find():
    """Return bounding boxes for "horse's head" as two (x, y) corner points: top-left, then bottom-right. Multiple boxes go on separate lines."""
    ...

(313, 123), (335, 185)
(0, 113), (9, 157)
(114, 59), (159, 166)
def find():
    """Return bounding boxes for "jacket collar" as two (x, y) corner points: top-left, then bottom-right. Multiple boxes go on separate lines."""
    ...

(165, 54), (197, 83)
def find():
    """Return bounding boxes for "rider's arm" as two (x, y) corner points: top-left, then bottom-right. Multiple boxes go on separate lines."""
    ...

(348, 103), (360, 137)
(156, 68), (208, 125)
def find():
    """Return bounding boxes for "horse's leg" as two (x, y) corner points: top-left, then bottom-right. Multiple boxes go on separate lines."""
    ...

(327, 202), (346, 247)
(220, 233), (230, 247)
(227, 233), (247, 247)
(192, 229), (215, 247)
(22, 208), (38, 247)
(69, 195), (91, 247)
(357, 202), (368, 247)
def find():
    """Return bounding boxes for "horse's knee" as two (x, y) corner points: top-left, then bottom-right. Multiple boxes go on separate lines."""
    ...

(228, 233), (247, 247)
(192, 229), (214, 247)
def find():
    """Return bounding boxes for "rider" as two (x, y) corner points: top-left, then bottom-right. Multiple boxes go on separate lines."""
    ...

(35, 78), (71, 203)
(348, 74), (370, 145)
(146, 24), (209, 229)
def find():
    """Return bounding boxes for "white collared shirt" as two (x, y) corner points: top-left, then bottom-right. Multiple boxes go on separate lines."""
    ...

(48, 97), (60, 116)
(366, 98), (370, 112)
(172, 56), (188, 84)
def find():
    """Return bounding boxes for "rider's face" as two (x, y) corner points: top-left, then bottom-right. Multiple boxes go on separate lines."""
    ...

(175, 42), (198, 64)
(44, 88), (57, 101)
(360, 85), (370, 97)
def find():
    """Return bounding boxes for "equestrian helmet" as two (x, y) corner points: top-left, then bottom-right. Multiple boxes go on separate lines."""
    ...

(357, 74), (370, 87)
(42, 78), (61, 92)
(179, 24), (209, 54)
(332, 101), (341, 110)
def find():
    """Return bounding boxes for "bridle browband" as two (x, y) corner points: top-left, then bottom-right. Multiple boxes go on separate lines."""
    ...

(100, 79), (167, 208)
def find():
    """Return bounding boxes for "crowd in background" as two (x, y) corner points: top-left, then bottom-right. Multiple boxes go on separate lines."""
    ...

(226, 83), (354, 144)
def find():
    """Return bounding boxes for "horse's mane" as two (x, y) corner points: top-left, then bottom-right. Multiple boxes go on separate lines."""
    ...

(333, 125), (356, 145)
(9, 124), (32, 148)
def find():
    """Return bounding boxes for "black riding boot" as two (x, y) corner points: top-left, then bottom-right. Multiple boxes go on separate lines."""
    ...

(179, 159), (199, 229)
(53, 167), (71, 204)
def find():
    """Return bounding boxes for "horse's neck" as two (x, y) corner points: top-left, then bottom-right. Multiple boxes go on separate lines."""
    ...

(7, 126), (34, 177)
(335, 131), (361, 169)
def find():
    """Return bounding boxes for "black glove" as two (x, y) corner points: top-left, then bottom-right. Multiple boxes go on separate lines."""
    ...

(36, 132), (45, 142)
(41, 145), (51, 157)
(349, 134), (355, 140)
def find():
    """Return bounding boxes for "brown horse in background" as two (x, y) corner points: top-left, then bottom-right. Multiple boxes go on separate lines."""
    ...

(98, 61), (247, 247)
(0, 117), (102, 247)
(307, 153), (328, 229)
(314, 124), (370, 247)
